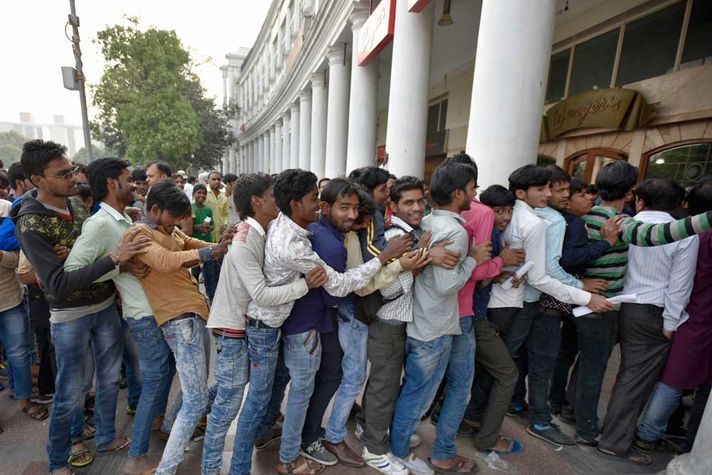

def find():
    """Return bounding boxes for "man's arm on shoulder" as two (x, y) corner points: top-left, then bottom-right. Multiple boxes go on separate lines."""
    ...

(64, 217), (119, 282)
(431, 229), (476, 295)
(620, 210), (712, 246)
(132, 226), (201, 272)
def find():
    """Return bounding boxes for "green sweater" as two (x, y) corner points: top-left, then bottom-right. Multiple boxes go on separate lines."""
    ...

(583, 206), (712, 297)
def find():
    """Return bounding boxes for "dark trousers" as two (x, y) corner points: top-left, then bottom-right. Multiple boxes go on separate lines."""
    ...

(549, 316), (579, 412)
(599, 303), (670, 454)
(28, 289), (55, 396)
(465, 319), (518, 449)
(362, 320), (406, 455)
(682, 384), (711, 453)
(302, 330), (343, 446)
(202, 261), (221, 304)
(526, 311), (563, 425)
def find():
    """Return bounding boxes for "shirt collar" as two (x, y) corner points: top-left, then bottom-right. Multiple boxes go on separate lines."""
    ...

(390, 215), (415, 233)
(139, 216), (159, 229)
(317, 214), (345, 240)
(635, 210), (674, 222)
(244, 216), (265, 236)
(277, 212), (310, 239)
(99, 202), (132, 224)
(431, 208), (466, 224)
(515, 199), (538, 216)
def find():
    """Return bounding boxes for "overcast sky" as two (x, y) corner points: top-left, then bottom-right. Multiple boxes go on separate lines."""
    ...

(0, 0), (269, 126)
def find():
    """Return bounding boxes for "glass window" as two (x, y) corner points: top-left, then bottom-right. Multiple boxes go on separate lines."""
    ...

(681, 0), (712, 68)
(617, 2), (685, 85)
(569, 29), (619, 96)
(646, 143), (712, 187)
(545, 49), (570, 103)
(567, 150), (627, 183)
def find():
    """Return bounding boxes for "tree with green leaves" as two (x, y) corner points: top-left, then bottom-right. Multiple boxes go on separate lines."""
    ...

(92, 18), (232, 170)
(0, 131), (26, 165)
(72, 144), (117, 164)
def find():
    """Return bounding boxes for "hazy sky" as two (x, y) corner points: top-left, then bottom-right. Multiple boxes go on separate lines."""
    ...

(0, 0), (270, 126)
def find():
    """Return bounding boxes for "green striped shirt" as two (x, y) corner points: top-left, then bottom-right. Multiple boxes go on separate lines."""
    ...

(584, 206), (712, 297)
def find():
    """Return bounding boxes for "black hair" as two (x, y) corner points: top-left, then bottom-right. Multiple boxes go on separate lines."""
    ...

(8, 162), (26, 191)
(273, 169), (318, 216)
(320, 178), (360, 205)
(131, 168), (147, 182)
(208, 170), (222, 179)
(390, 176), (425, 204)
(586, 184), (598, 195)
(687, 180), (712, 215)
(20, 139), (68, 182)
(318, 177), (331, 188)
(146, 160), (173, 177)
(233, 173), (273, 218)
(86, 158), (131, 203)
(429, 161), (478, 206)
(546, 165), (570, 185)
(569, 177), (588, 195)
(355, 186), (376, 224)
(146, 181), (192, 216)
(442, 152), (479, 183)
(636, 178), (686, 212)
(0, 171), (9, 190)
(192, 183), (207, 194)
(223, 173), (238, 184)
(508, 165), (552, 193)
(347, 166), (389, 192)
(77, 183), (93, 205)
(595, 161), (638, 201)
(188, 176), (197, 185)
(480, 185), (516, 207)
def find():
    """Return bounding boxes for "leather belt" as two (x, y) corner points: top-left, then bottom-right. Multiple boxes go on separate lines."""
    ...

(172, 313), (197, 321)
(540, 307), (569, 318)
(245, 316), (272, 329)
(212, 329), (245, 340)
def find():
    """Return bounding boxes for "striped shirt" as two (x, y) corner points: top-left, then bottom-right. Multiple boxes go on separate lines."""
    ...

(584, 206), (712, 297)
(376, 218), (417, 324)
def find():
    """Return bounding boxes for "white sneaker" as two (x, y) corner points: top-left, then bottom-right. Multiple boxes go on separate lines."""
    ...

(355, 422), (364, 441)
(397, 453), (434, 475)
(362, 447), (408, 475)
(409, 433), (422, 449)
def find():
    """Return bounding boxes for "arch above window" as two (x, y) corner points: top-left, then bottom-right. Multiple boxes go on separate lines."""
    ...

(642, 141), (712, 187)
(565, 148), (627, 183)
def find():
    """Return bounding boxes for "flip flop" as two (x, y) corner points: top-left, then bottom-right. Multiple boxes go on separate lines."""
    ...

(22, 401), (49, 421)
(68, 448), (93, 468)
(479, 437), (524, 455)
(97, 436), (131, 453)
(426, 456), (480, 474)
(596, 447), (651, 465)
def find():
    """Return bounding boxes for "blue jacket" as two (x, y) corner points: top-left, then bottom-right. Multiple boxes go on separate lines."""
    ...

(0, 195), (25, 251)
(560, 211), (611, 276)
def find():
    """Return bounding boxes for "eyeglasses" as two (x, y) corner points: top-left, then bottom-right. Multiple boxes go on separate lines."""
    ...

(45, 166), (80, 180)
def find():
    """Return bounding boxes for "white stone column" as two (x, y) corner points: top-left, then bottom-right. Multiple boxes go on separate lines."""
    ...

(385, 0), (434, 179)
(282, 111), (291, 170)
(275, 119), (283, 173)
(466, 0), (556, 188)
(299, 90), (312, 171)
(259, 134), (266, 172)
(229, 147), (237, 174)
(346, 8), (378, 172)
(269, 125), (277, 173)
(290, 102), (300, 169)
(325, 45), (351, 178)
(310, 71), (328, 178)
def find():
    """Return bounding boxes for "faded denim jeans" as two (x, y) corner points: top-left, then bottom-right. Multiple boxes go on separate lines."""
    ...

(156, 315), (208, 475)
(201, 335), (249, 475)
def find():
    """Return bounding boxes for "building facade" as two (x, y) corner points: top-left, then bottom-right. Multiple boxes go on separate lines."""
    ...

(224, 0), (712, 187)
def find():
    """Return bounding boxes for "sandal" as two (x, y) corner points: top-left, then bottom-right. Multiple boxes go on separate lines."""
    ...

(22, 401), (49, 421)
(427, 455), (480, 474)
(277, 457), (326, 474)
(68, 447), (93, 468)
(479, 437), (524, 455)
(97, 436), (131, 453)
(596, 447), (651, 465)
(72, 425), (96, 444)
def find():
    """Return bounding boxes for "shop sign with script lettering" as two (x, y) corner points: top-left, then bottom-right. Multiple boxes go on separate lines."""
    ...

(358, 0), (396, 66)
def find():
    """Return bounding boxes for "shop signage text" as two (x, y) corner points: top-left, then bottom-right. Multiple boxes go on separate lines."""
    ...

(358, 0), (396, 66)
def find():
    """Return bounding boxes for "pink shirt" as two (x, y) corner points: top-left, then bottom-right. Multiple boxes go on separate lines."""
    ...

(457, 199), (504, 317)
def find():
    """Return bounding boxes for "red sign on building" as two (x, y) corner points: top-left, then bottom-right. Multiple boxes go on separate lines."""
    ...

(357, 0), (396, 66)
(408, 0), (431, 12)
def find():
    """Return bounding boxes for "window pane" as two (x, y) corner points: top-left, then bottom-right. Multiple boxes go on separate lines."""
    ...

(546, 50), (570, 103)
(439, 100), (448, 132)
(569, 29), (619, 96)
(646, 143), (712, 187)
(617, 3), (685, 85)
(571, 159), (587, 181)
(427, 104), (439, 135)
(682, 0), (712, 68)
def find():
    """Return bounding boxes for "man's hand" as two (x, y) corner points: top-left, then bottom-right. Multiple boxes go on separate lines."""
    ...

(582, 278), (608, 294)
(417, 230), (432, 250)
(53, 244), (69, 262)
(113, 228), (151, 265)
(378, 234), (412, 264)
(469, 241), (493, 265)
(499, 246), (524, 267)
(587, 294), (614, 313)
(133, 192), (146, 203)
(429, 241), (458, 269)
(305, 267), (327, 289)
(233, 222), (250, 243)
(221, 224), (237, 244)
(399, 250), (431, 272)
(120, 259), (151, 279)
(601, 216), (624, 246)
(663, 329), (674, 340)
(198, 222), (212, 234)
(211, 242), (229, 261)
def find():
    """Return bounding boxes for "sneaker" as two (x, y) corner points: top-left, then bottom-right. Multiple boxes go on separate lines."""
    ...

(354, 422), (364, 441)
(396, 453), (434, 475)
(527, 423), (576, 447)
(33, 393), (54, 405)
(505, 402), (528, 417)
(409, 433), (422, 449)
(362, 448), (408, 475)
(255, 427), (281, 449)
(301, 440), (338, 466)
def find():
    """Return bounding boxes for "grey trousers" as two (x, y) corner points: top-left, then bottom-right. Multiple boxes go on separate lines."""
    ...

(599, 303), (671, 455)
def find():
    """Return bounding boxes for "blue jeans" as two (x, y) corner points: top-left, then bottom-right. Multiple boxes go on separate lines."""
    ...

(0, 302), (33, 400)
(325, 314), (369, 444)
(280, 329), (322, 464)
(126, 316), (175, 458)
(157, 316), (209, 475)
(390, 334), (453, 458)
(202, 335), (249, 475)
(637, 381), (684, 442)
(47, 305), (124, 472)
(121, 318), (143, 409)
(432, 317), (476, 461)
(231, 325), (281, 475)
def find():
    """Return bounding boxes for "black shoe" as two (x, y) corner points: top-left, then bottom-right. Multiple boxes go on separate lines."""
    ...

(575, 435), (598, 447)
(255, 424), (283, 449)
(526, 423), (576, 447)
(635, 437), (679, 454)
(505, 402), (528, 417)
(559, 406), (576, 424)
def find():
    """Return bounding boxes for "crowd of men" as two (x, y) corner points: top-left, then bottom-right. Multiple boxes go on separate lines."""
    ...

(0, 138), (710, 475)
